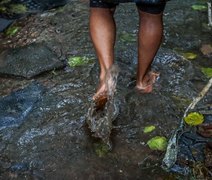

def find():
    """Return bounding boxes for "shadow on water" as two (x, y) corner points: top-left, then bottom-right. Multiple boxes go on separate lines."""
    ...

(0, 0), (211, 179)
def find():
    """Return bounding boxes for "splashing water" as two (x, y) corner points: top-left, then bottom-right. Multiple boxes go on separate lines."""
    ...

(86, 64), (120, 149)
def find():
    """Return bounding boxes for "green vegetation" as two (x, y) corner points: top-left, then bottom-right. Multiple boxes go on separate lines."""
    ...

(182, 52), (197, 60)
(0, 0), (11, 5)
(184, 112), (204, 126)
(201, 67), (212, 78)
(94, 143), (110, 157)
(68, 56), (94, 67)
(120, 32), (136, 43)
(9, 4), (27, 14)
(143, 125), (156, 133)
(5, 26), (20, 36)
(0, 6), (6, 13)
(191, 4), (207, 11)
(147, 136), (167, 151)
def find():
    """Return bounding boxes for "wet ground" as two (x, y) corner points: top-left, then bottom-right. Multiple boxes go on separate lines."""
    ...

(0, 0), (211, 179)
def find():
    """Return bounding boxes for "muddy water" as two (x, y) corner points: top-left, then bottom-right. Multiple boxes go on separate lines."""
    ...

(0, 0), (211, 179)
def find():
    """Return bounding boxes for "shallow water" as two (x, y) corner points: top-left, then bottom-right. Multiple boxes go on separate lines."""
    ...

(87, 64), (120, 148)
(0, 0), (211, 179)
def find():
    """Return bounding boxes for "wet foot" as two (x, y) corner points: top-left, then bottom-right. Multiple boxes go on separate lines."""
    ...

(93, 83), (108, 110)
(93, 65), (119, 110)
(136, 71), (159, 93)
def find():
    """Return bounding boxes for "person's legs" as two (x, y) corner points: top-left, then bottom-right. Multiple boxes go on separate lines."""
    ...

(136, 3), (165, 93)
(89, 6), (116, 100)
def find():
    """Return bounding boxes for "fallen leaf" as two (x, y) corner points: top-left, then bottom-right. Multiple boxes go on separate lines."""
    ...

(143, 125), (156, 133)
(5, 26), (20, 36)
(201, 67), (212, 78)
(68, 56), (94, 67)
(192, 5), (207, 11)
(183, 52), (197, 60)
(184, 112), (204, 126)
(147, 136), (167, 151)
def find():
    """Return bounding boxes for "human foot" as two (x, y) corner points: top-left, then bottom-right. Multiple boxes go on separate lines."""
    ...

(93, 82), (108, 110)
(93, 65), (119, 109)
(136, 71), (159, 93)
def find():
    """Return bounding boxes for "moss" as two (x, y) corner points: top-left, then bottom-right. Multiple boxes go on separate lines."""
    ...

(120, 32), (136, 43)
(0, 0), (11, 5)
(94, 143), (110, 157)
(9, 4), (27, 14)
(0, 6), (7, 13)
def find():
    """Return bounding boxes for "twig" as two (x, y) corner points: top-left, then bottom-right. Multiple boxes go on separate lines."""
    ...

(183, 78), (212, 118)
(208, 2), (212, 26)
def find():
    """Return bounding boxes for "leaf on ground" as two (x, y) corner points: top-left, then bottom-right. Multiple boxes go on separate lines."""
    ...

(143, 125), (156, 133)
(120, 32), (136, 43)
(201, 67), (212, 78)
(5, 26), (20, 36)
(184, 112), (204, 126)
(147, 136), (167, 151)
(191, 5), (207, 11)
(68, 56), (93, 67)
(200, 44), (212, 56)
(183, 52), (197, 60)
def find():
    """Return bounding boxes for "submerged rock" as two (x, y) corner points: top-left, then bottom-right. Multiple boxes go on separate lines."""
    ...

(0, 82), (45, 130)
(0, 43), (65, 78)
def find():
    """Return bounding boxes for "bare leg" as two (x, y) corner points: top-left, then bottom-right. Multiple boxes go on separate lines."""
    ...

(136, 11), (163, 93)
(89, 8), (116, 100)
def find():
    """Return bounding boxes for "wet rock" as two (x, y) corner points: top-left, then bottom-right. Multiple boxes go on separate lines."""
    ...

(0, 82), (45, 130)
(10, 163), (29, 172)
(205, 146), (212, 168)
(0, 155), (11, 170)
(0, 43), (65, 78)
(0, 18), (14, 32)
(0, 0), (67, 20)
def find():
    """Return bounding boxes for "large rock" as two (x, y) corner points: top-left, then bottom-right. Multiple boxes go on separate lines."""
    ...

(0, 43), (65, 78)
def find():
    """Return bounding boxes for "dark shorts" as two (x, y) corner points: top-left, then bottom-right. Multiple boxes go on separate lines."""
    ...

(90, 0), (166, 14)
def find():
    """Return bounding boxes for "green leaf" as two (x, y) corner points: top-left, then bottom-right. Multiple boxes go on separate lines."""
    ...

(184, 112), (204, 126)
(183, 52), (197, 60)
(143, 125), (156, 133)
(120, 32), (136, 43)
(191, 5), (207, 11)
(147, 136), (167, 151)
(68, 56), (94, 67)
(201, 67), (212, 78)
(5, 26), (20, 36)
